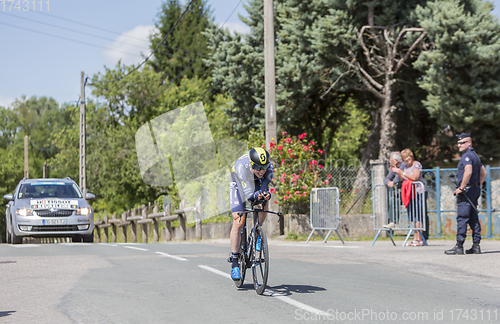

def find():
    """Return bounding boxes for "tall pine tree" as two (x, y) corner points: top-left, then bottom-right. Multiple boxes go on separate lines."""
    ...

(414, 0), (500, 160)
(149, 0), (214, 83)
(205, 0), (357, 152)
(206, 0), (434, 166)
(310, 0), (434, 164)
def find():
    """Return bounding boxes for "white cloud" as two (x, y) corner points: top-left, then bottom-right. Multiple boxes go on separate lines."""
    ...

(0, 94), (15, 108)
(219, 22), (250, 35)
(102, 22), (249, 67)
(102, 25), (159, 66)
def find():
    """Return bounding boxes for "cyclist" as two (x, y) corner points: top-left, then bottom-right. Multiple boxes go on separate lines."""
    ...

(229, 147), (274, 280)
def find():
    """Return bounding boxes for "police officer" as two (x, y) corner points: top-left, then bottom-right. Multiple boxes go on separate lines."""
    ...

(445, 133), (487, 255)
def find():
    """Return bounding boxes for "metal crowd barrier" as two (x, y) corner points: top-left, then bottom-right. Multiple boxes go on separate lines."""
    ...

(372, 181), (428, 246)
(306, 187), (344, 244)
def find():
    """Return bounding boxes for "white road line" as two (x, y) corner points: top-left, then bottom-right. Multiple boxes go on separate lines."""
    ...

(9, 244), (40, 247)
(60, 243), (92, 246)
(198, 265), (231, 279)
(198, 265), (328, 316)
(123, 246), (149, 251)
(98, 243), (118, 246)
(155, 252), (188, 261)
(276, 243), (359, 248)
(263, 289), (329, 315)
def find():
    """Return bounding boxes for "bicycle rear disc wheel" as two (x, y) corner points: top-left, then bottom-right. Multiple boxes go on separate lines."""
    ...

(234, 251), (247, 288)
(251, 226), (269, 295)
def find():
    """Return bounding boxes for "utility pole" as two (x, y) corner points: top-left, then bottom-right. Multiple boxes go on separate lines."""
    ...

(24, 135), (29, 179)
(80, 71), (86, 195)
(264, 0), (282, 235)
(264, 0), (277, 150)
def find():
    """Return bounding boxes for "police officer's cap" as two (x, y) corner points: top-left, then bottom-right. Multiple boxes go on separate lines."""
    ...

(456, 133), (471, 141)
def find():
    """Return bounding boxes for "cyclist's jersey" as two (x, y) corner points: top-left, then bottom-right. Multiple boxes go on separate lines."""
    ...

(230, 153), (274, 212)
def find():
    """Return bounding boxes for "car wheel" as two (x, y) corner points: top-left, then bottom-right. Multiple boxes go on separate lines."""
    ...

(11, 231), (22, 244)
(82, 234), (94, 243)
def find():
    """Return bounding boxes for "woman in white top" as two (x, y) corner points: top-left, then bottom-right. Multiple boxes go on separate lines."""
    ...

(390, 148), (426, 246)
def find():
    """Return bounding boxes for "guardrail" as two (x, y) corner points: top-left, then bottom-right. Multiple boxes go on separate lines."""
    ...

(94, 197), (203, 243)
(306, 187), (344, 244)
(371, 181), (428, 246)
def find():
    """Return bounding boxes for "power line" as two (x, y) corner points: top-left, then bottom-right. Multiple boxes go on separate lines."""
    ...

(132, 0), (245, 107)
(0, 11), (204, 62)
(0, 21), (144, 58)
(32, 10), (135, 37)
(86, 0), (245, 86)
(87, 0), (198, 85)
(0, 11), (148, 49)
(30, 10), (210, 59)
(220, 0), (244, 31)
(137, 56), (204, 109)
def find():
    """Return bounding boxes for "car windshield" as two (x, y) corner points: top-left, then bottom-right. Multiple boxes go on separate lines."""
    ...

(18, 182), (82, 199)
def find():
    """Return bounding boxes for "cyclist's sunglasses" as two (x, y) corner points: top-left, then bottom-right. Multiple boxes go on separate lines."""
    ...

(253, 163), (270, 171)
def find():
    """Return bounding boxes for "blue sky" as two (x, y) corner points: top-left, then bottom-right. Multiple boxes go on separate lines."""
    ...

(1, 0), (500, 108)
(0, 0), (250, 107)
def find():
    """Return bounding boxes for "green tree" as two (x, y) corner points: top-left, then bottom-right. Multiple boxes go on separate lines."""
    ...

(0, 147), (24, 240)
(0, 107), (18, 149)
(0, 97), (69, 239)
(414, 0), (500, 160)
(205, 0), (355, 153)
(149, 0), (213, 83)
(205, 0), (436, 168)
(6, 96), (71, 179)
(89, 62), (234, 214)
(310, 0), (434, 165)
(91, 63), (167, 127)
(48, 101), (110, 182)
(326, 99), (371, 164)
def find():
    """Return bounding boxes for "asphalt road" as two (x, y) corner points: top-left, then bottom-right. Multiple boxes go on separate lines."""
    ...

(1, 239), (500, 323)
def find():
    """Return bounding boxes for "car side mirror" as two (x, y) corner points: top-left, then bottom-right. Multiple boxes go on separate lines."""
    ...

(3, 194), (14, 201)
(85, 193), (95, 200)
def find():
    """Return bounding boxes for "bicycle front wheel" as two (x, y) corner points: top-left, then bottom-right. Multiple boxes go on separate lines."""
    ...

(234, 228), (247, 288)
(251, 225), (269, 295)
(233, 251), (246, 288)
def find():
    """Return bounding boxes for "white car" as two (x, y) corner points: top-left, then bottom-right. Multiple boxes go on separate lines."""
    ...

(4, 178), (95, 244)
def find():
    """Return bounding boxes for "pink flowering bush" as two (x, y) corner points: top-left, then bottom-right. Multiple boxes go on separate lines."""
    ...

(269, 132), (331, 214)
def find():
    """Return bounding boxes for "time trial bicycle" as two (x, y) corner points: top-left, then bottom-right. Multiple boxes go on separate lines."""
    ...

(230, 199), (282, 295)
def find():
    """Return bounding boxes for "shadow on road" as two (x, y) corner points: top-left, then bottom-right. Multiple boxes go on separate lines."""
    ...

(268, 284), (327, 296)
(234, 283), (327, 296)
(235, 283), (256, 291)
(481, 250), (500, 254)
(0, 311), (15, 318)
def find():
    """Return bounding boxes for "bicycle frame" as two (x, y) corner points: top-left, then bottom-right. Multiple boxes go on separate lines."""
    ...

(234, 199), (282, 294)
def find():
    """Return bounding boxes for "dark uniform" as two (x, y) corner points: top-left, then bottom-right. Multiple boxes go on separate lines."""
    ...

(445, 133), (485, 255)
(455, 147), (482, 244)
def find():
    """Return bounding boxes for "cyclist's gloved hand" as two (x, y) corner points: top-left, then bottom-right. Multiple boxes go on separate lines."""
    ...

(251, 190), (263, 201)
(261, 190), (271, 200)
